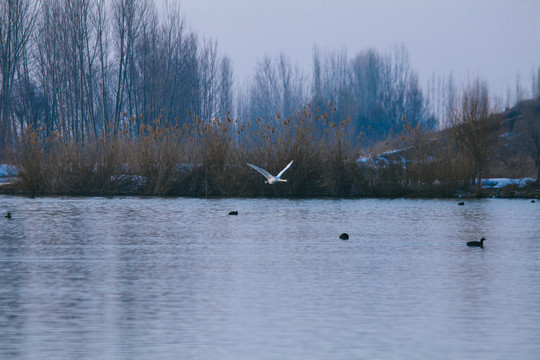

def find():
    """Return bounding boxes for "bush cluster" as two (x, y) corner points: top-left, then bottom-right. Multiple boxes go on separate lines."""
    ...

(9, 105), (529, 198)
(10, 107), (368, 197)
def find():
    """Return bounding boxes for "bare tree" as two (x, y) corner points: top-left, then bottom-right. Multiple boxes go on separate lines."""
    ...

(112, 0), (147, 132)
(450, 79), (499, 191)
(65, 0), (97, 143)
(36, 0), (68, 137)
(94, 0), (110, 127)
(277, 54), (306, 118)
(0, 0), (39, 148)
(137, 3), (170, 125)
(0, 0), (231, 146)
(520, 98), (540, 184)
(34, 0), (100, 142)
(445, 74), (457, 127)
(11, 36), (45, 133)
(217, 56), (233, 120)
(247, 54), (307, 120)
(533, 65), (540, 99)
(350, 48), (385, 136)
(515, 73), (525, 104)
(198, 38), (219, 122)
(149, 4), (199, 126)
(312, 47), (350, 116)
(305, 45), (432, 144)
(537, 66), (540, 99)
(248, 55), (280, 118)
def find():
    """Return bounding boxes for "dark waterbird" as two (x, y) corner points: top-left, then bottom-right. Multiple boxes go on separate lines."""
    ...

(458, 202), (465, 206)
(228, 211), (238, 216)
(5, 212), (11, 219)
(532, 200), (536, 203)
(467, 237), (486, 248)
(339, 233), (349, 240)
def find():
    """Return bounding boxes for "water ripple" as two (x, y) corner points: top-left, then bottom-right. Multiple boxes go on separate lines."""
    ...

(1, 196), (539, 359)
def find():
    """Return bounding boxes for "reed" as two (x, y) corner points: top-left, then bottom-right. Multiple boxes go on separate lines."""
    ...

(8, 106), (493, 197)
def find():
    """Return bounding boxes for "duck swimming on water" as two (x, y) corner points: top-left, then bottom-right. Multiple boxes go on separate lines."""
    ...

(466, 237), (486, 248)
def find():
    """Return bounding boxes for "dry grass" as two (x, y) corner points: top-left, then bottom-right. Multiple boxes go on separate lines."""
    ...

(11, 126), (131, 195)
(9, 107), (368, 196)
(8, 103), (529, 197)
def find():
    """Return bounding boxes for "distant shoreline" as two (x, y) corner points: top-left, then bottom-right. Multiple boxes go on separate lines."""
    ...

(1, 181), (538, 200)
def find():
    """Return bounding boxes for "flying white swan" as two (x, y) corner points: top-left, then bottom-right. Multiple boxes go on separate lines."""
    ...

(247, 160), (293, 184)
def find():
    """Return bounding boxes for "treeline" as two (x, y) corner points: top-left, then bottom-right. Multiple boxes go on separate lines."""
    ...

(5, 81), (540, 197)
(2, 0), (540, 197)
(1, 0), (440, 152)
(240, 46), (434, 143)
(2, 0), (540, 153)
(1, 0), (234, 149)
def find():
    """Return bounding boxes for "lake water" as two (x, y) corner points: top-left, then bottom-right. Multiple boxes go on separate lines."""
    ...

(1, 196), (539, 359)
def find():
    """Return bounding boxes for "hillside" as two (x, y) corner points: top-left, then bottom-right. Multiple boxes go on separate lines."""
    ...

(367, 96), (540, 181)
(491, 97), (540, 178)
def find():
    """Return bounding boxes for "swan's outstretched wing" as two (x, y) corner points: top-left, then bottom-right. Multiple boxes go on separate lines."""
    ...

(247, 163), (273, 180)
(277, 160), (293, 178)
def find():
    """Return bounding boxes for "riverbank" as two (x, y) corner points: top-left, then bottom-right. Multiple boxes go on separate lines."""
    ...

(1, 171), (538, 199)
(3, 97), (539, 199)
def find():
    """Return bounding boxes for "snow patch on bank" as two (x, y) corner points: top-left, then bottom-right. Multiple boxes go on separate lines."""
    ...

(0, 164), (17, 184)
(481, 178), (534, 188)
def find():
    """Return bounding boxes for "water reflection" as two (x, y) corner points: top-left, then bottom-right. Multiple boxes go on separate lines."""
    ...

(1, 197), (539, 359)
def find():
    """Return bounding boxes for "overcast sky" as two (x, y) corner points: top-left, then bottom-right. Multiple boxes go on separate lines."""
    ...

(175, 0), (540, 97)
